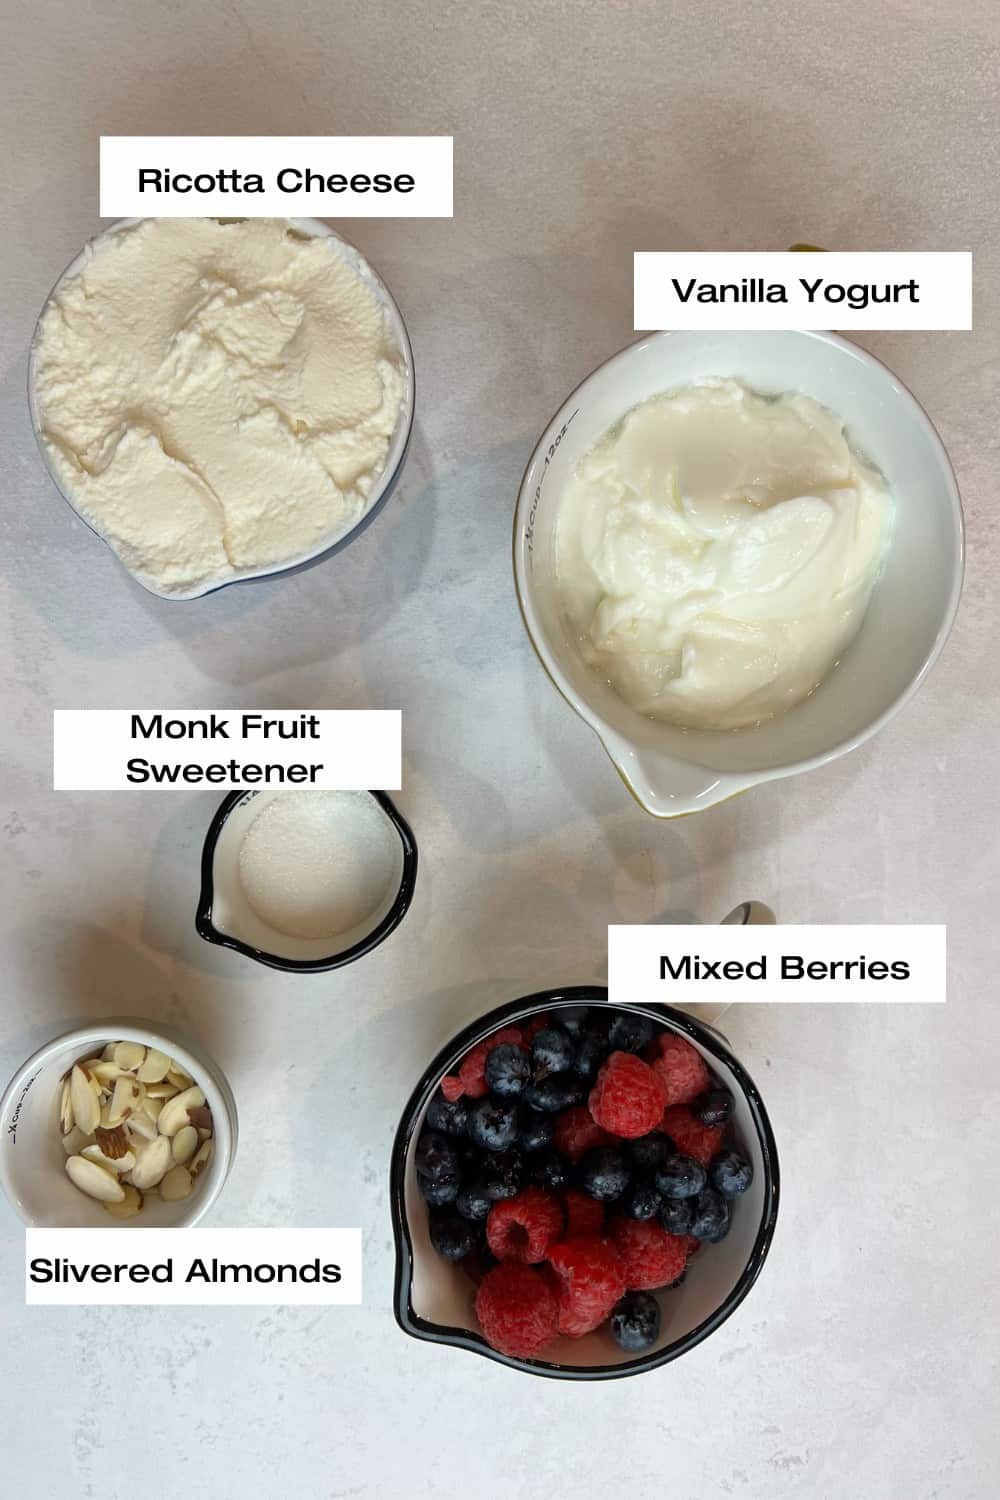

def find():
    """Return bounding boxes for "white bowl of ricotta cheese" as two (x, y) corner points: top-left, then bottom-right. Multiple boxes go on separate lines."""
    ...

(513, 330), (963, 817)
(28, 217), (414, 600)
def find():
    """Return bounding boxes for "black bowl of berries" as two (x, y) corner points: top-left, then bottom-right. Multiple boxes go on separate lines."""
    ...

(390, 987), (779, 1379)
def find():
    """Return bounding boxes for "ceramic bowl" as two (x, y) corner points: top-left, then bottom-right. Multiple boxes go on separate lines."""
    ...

(0, 1019), (237, 1228)
(391, 988), (779, 1379)
(513, 330), (964, 817)
(197, 789), (418, 972)
(27, 216), (415, 600)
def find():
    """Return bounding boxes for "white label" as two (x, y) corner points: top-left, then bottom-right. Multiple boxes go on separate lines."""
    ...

(100, 135), (453, 217)
(634, 252), (972, 330)
(608, 925), (946, 1004)
(26, 1227), (362, 1305)
(53, 709), (401, 791)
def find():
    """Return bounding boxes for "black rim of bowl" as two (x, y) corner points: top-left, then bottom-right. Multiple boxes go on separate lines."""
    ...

(390, 987), (780, 1380)
(196, 789), (418, 972)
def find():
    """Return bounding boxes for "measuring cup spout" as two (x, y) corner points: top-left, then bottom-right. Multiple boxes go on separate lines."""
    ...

(597, 730), (750, 818)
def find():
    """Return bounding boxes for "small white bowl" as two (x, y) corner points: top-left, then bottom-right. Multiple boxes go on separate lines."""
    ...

(514, 330), (964, 817)
(0, 1020), (237, 1228)
(27, 216), (415, 600)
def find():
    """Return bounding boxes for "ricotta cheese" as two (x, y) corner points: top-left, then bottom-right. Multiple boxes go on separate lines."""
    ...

(32, 218), (405, 597)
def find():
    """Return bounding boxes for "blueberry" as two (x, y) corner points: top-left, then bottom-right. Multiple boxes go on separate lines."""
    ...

(579, 1146), (631, 1202)
(692, 1088), (734, 1128)
(418, 1171), (459, 1206)
(481, 1147), (524, 1200)
(530, 1149), (572, 1192)
(607, 1012), (654, 1053)
(524, 1073), (584, 1112)
(467, 1096), (520, 1152)
(456, 1138), (484, 1175)
(455, 1180), (492, 1221)
(654, 1153), (707, 1200)
(627, 1132), (674, 1176)
(658, 1196), (695, 1235)
(484, 1042), (531, 1097)
(425, 1090), (469, 1137)
(689, 1188), (730, 1243)
(428, 1209), (477, 1261)
(610, 1291), (661, 1351)
(517, 1104), (554, 1153)
(415, 1130), (459, 1183)
(709, 1149), (753, 1198)
(573, 1027), (611, 1082)
(556, 1005), (592, 1036)
(531, 1026), (575, 1076)
(622, 1179), (662, 1220)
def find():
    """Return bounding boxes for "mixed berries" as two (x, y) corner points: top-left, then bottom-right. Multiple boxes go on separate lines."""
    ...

(415, 1004), (754, 1361)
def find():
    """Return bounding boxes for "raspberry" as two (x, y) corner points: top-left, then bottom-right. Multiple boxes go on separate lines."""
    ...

(607, 1218), (689, 1291)
(648, 1034), (711, 1106)
(439, 1074), (465, 1103)
(458, 1027), (524, 1099)
(487, 1188), (564, 1264)
(563, 1188), (605, 1239)
(474, 1263), (558, 1358)
(588, 1052), (667, 1139)
(553, 1104), (611, 1162)
(661, 1104), (725, 1167)
(520, 1013), (551, 1042)
(547, 1236), (626, 1337)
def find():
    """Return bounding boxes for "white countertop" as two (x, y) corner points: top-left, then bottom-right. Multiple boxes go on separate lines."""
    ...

(2, 2), (998, 1495)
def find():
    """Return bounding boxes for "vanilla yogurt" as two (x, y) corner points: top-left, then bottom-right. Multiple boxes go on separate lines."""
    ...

(555, 380), (892, 731)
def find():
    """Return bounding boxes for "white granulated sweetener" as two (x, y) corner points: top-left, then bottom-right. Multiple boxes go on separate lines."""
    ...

(238, 791), (400, 942)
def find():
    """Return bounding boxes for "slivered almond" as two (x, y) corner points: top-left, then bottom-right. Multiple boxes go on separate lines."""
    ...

(171, 1125), (197, 1165)
(144, 1081), (179, 1100)
(59, 1078), (74, 1135)
(157, 1086), (205, 1138)
(66, 1155), (125, 1203)
(103, 1185), (143, 1219)
(106, 1076), (141, 1128)
(113, 1041), (146, 1071)
(61, 1126), (95, 1156)
(95, 1125), (130, 1160)
(188, 1139), (213, 1178)
(130, 1135), (172, 1191)
(92, 1061), (126, 1085)
(160, 1166), (193, 1202)
(70, 1065), (100, 1136)
(82, 1143), (135, 1175)
(137, 1048), (171, 1084)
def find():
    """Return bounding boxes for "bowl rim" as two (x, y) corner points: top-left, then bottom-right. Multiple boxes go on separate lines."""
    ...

(512, 328), (966, 809)
(390, 987), (780, 1380)
(0, 1017), (237, 1229)
(196, 788), (419, 972)
(26, 215), (416, 600)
